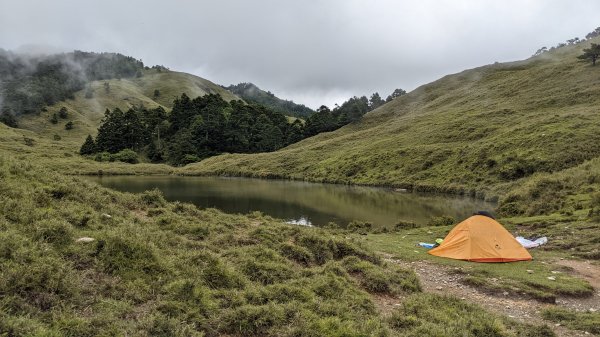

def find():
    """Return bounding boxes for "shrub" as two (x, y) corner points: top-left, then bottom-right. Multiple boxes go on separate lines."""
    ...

(112, 149), (139, 164)
(394, 220), (420, 230)
(94, 152), (112, 162)
(427, 215), (456, 227)
(347, 220), (373, 234)
(58, 107), (68, 119)
(139, 188), (166, 207)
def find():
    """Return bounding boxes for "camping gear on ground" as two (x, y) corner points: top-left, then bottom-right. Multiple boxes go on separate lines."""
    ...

(418, 238), (444, 249)
(428, 215), (532, 262)
(515, 236), (548, 248)
(418, 242), (436, 249)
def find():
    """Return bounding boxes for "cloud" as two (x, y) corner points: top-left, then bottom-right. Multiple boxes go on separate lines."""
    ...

(1, 0), (599, 108)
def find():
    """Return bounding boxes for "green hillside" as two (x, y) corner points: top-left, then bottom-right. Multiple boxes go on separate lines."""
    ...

(184, 38), (600, 215)
(14, 69), (239, 152)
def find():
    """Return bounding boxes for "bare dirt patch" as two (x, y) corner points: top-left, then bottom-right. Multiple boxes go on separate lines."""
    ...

(378, 255), (598, 337)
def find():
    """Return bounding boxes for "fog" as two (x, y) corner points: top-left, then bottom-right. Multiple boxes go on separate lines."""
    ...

(1, 0), (599, 108)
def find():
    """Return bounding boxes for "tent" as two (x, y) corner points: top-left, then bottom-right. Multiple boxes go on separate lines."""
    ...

(428, 215), (532, 262)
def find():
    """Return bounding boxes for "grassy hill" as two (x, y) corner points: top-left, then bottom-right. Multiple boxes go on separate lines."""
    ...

(184, 38), (600, 216)
(14, 69), (240, 155)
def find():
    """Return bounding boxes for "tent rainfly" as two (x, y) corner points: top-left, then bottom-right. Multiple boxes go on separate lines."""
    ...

(428, 215), (532, 262)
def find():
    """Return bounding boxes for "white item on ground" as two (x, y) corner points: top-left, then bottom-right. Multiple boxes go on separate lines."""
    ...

(515, 236), (548, 248)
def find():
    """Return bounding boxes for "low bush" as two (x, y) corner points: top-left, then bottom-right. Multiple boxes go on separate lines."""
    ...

(112, 149), (139, 164)
(427, 215), (456, 227)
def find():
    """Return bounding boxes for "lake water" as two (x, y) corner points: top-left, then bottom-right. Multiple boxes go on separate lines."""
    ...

(88, 176), (494, 227)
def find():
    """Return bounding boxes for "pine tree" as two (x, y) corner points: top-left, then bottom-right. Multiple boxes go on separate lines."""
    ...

(578, 43), (600, 66)
(80, 135), (96, 155)
(58, 107), (68, 119)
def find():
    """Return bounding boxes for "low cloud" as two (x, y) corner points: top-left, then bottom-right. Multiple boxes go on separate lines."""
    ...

(1, 0), (599, 108)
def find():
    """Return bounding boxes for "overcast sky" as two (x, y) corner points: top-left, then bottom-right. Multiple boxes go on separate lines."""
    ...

(0, 0), (599, 109)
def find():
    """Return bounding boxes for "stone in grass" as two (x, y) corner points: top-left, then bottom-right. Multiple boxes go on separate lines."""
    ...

(76, 237), (95, 243)
(547, 276), (556, 281)
(101, 213), (112, 219)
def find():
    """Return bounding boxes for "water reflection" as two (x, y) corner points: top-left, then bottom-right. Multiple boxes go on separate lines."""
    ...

(88, 176), (494, 227)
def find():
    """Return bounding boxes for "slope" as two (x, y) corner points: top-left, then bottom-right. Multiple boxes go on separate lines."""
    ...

(15, 69), (240, 153)
(225, 82), (314, 118)
(184, 38), (600, 214)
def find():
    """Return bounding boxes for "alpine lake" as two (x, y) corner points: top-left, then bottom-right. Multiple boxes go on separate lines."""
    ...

(88, 176), (494, 228)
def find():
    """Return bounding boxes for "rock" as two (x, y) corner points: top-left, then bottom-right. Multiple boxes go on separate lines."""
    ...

(503, 291), (509, 296)
(547, 276), (556, 281)
(76, 237), (95, 243)
(554, 323), (561, 327)
(505, 305), (510, 309)
(526, 270), (534, 274)
(460, 297), (466, 300)
(590, 308), (597, 313)
(435, 286), (443, 290)
(101, 213), (112, 219)
(551, 270), (561, 274)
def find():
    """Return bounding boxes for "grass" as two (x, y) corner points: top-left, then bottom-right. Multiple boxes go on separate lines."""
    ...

(179, 37), (600, 216)
(0, 155), (558, 336)
(347, 221), (595, 303)
(541, 307), (600, 335)
(4, 40), (597, 335)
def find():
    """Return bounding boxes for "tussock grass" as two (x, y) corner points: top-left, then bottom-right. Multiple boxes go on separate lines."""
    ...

(0, 156), (556, 336)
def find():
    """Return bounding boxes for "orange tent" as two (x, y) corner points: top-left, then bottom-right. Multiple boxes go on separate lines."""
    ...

(428, 215), (532, 262)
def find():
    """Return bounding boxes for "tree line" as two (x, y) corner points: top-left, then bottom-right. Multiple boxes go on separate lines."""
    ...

(303, 89), (406, 136)
(82, 88), (407, 165)
(81, 94), (304, 165)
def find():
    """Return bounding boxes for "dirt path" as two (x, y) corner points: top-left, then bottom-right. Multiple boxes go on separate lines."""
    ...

(378, 255), (599, 337)
(554, 259), (600, 317)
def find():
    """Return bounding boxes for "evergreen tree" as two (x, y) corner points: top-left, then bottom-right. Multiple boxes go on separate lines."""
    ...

(65, 121), (74, 130)
(58, 107), (68, 119)
(578, 43), (600, 66)
(386, 88), (407, 102)
(50, 113), (58, 124)
(368, 92), (385, 111)
(80, 135), (96, 155)
(0, 110), (18, 128)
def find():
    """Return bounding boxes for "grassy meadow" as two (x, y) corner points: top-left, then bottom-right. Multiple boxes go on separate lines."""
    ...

(0, 156), (559, 336)
(0, 37), (599, 336)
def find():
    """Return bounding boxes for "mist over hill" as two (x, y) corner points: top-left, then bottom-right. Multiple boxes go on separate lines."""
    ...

(225, 82), (315, 118)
